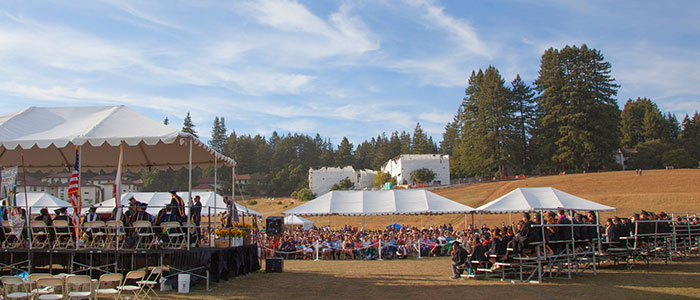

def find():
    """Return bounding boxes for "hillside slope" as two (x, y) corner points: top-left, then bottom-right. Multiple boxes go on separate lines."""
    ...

(243, 169), (700, 230)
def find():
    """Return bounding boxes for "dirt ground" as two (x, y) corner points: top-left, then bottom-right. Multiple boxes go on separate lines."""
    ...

(163, 256), (700, 299)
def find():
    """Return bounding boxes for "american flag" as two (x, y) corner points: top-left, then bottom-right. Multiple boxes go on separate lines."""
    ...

(67, 147), (81, 238)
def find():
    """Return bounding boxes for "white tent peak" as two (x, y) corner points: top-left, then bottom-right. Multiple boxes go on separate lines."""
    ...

(0, 105), (234, 171)
(282, 189), (473, 216)
(476, 187), (615, 213)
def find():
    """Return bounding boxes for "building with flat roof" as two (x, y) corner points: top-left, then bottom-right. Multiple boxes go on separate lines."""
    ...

(381, 154), (450, 186)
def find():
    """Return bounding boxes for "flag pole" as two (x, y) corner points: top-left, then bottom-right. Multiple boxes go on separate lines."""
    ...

(77, 145), (82, 249)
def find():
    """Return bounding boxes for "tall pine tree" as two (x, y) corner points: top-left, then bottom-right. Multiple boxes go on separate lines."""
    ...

(182, 112), (198, 138)
(534, 44), (620, 172)
(209, 116), (228, 153)
(509, 74), (536, 173)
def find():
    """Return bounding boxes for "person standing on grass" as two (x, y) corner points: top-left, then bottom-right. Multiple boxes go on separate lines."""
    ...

(450, 241), (468, 279)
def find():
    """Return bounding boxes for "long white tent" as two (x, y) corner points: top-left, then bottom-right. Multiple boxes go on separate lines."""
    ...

(94, 192), (262, 217)
(0, 106), (234, 171)
(476, 187), (615, 213)
(15, 192), (74, 214)
(282, 190), (474, 216)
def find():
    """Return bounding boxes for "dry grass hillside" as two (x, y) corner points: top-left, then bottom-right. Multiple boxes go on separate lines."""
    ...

(240, 169), (700, 230)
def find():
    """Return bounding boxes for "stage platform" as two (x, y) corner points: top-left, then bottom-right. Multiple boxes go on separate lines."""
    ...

(0, 245), (260, 289)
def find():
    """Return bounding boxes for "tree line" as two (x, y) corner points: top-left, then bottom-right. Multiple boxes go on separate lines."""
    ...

(442, 44), (700, 178)
(141, 116), (438, 196)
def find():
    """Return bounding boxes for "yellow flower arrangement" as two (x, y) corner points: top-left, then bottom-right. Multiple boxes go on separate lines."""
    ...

(216, 228), (248, 238)
(233, 222), (252, 229)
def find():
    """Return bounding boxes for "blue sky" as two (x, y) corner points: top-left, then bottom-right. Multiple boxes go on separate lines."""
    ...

(0, 0), (698, 145)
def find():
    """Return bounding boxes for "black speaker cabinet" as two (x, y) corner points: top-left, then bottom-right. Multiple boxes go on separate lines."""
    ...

(266, 257), (283, 273)
(266, 216), (284, 235)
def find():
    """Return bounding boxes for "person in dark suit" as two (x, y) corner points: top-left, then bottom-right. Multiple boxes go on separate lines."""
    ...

(169, 190), (186, 222)
(513, 213), (532, 256)
(190, 195), (202, 246)
(450, 241), (468, 279)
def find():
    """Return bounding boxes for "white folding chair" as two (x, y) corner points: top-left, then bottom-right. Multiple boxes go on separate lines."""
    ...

(1, 275), (34, 300)
(2, 220), (25, 249)
(136, 266), (163, 300)
(117, 270), (145, 300)
(105, 220), (125, 249)
(95, 273), (123, 300)
(134, 221), (154, 249)
(86, 221), (107, 248)
(161, 222), (184, 249)
(34, 277), (64, 300)
(52, 220), (74, 249)
(30, 221), (50, 248)
(65, 275), (92, 300)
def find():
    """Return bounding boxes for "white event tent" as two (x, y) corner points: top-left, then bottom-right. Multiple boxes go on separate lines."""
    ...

(282, 190), (474, 216)
(15, 192), (74, 214)
(284, 215), (314, 230)
(0, 106), (240, 249)
(94, 192), (262, 217)
(476, 187), (615, 213)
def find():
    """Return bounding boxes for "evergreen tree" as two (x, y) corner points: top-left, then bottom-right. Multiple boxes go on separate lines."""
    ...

(399, 131), (412, 154)
(510, 74), (536, 173)
(182, 112), (198, 138)
(412, 123), (432, 154)
(335, 137), (354, 167)
(454, 66), (516, 177)
(163, 117), (169, 125)
(209, 116), (228, 153)
(681, 113), (700, 160)
(664, 113), (681, 144)
(534, 44), (620, 172)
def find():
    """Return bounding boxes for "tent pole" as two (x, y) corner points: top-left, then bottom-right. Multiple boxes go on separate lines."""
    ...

(187, 136), (192, 250)
(464, 214), (467, 230)
(21, 152), (31, 252)
(362, 215), (365, 230)
(508, 213), (512, 226)
(420, 215), (423, 228)
(213, 156), (216, 246)
(478, 213), (481, 228)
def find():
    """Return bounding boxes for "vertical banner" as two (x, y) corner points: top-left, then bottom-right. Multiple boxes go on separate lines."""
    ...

(114, 144), (123, 222)
(1, 167), (18, 216)
(67, 147), (81, 239)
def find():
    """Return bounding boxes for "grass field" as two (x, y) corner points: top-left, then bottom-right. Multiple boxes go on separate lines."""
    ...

(160, 169), (700, 299)
(162, 257), (700, 299)
(242, 169), (700, 230)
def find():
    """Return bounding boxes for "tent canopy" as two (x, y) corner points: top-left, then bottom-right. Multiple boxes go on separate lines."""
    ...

(94, 191), (261, 217)
(282, 190), (474, 216)
(284, 215), (314, 230)
(14, 192), (74, 214)
(476, 187), (615, 214)
(0, 106), (234, 171)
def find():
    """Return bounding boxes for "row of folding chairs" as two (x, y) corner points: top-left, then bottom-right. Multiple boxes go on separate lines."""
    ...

(0, 266), (162, 300)
(3, 219), (187, 250)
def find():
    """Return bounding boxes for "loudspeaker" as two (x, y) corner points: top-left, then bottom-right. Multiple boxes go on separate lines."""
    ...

(266, 257), (283, 273)
(266, 216), (284, 235)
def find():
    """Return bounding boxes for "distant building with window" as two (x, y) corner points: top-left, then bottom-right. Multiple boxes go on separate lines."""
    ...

(381, 154), (450, 186)
(308, 166), (377, 196)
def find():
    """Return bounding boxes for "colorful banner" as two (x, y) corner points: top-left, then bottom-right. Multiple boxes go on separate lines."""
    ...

(1, 167), (18, 208)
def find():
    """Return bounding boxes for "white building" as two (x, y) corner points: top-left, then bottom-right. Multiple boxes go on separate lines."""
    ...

(381, 154), (450, 186)
(308, 166), (377, 196)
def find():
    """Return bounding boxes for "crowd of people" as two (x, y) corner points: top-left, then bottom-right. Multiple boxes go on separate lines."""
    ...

(255, 210), (700, 280)
(260, 223), (461, 260)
